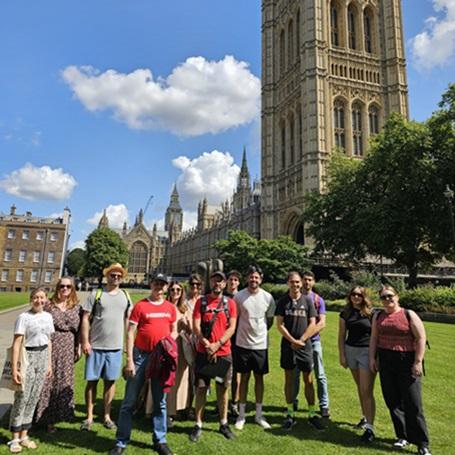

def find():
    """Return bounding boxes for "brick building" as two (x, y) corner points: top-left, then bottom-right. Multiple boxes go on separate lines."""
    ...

(0, 205), (71, 292)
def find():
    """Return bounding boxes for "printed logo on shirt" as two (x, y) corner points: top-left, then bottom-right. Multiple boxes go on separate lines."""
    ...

(285, 308), (307, 317)
(145, 312), (172, 319)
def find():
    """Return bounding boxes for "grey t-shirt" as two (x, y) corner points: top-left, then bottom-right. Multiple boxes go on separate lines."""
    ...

(234, 288), (275, 350)
(83, 289), (130, 350)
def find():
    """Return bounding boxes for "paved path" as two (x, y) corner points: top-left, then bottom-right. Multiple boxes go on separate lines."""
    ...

(0, 292), (90, 421)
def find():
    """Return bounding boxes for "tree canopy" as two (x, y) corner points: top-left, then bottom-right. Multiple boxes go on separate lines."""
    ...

(84, 228), (129, 282)
(215, 230), (312, 282)
(66, 247), (85, 277)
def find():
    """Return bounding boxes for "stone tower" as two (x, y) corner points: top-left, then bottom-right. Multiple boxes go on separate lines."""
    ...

(165, 184), (183, 242)
(98, 209), (109, 229)
(261, 0), (409, 243)
(233, 147), (252, 211)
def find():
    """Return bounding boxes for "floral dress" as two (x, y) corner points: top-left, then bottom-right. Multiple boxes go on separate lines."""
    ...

(34, 303), (81, 425)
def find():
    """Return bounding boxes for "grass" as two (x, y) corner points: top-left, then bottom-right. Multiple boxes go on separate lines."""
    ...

(0, 293), (29, 312)
(1, 311), (454, 454)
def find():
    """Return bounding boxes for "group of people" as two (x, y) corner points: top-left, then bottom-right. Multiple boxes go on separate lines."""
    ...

(5, 263), (433, 455)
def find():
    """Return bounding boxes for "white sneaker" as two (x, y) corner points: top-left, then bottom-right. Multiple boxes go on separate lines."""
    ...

(393, 439), (408, 449)
(255, 416), (271, 430)
(234, 417), (245, 430)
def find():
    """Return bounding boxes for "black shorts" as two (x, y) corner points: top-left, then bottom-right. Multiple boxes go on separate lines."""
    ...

(280, 340), (313, 372)
(233, 346), (269, 375)
(194, 353), (233, 388)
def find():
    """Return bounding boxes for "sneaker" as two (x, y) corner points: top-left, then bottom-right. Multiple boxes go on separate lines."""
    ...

(219, 423), (235, 440)
(80, 419), (93, 431)
(154, 443), (173, 455)
(189, 425), (202, 443)
(309, 415), (325, 431)
(320, 407), (330, 418)
(234, 417), (245, 430)
(355, 417), (367, 429)
(229, 402), (240, 418)
(167, 416), (174, 429)
(393, 439), (408, 449)
(103, 420), (117, 430)
(418, 448), (432, 455)
(282, 415), (296, 431)
(255, 416), (272, 430)
(108, 447), (125, 455)
(360, 428), (375, 443)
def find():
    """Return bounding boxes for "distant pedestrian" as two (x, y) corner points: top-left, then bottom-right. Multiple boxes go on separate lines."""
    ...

(7, 288), (54, 453)
(80, 263), (132, 431)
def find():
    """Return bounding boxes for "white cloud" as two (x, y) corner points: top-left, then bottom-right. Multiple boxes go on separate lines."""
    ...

(172, 150), (240, 210)
(183, 211), (198, 230)
(410, 0), (455, 70)
(62, 55), (260, 136)
(0, 163), (77, 201)
(88, 204), (130, 229)
(69, 240), (85, 251)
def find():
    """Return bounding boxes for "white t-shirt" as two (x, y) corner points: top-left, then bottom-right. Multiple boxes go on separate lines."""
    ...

(234, 288), (275, 350)
(14, 310), (55, 347)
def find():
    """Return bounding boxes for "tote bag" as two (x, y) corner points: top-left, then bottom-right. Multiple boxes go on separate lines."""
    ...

(0, 344), (28, 392)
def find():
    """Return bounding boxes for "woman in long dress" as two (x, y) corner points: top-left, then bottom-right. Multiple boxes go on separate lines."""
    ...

(34, 276), (82, 432)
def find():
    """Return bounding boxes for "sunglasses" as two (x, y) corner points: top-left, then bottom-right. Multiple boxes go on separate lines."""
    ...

(59, 284), (72, 289)
(380, 294), (395, 300)
(170, 288), (182, 292)
(189, 282), (201, 287)
(110, 273), (123, 279)
(351, 292), (363, 298)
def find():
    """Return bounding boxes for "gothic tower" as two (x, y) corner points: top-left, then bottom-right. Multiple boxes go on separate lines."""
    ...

(261, 0), (409, 243)
(233, 147), (252, 211)
(98, 209), (109, 229)
(165, 184), (183, 242)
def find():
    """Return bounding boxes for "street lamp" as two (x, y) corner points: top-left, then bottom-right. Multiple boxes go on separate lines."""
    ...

(443, 184), (455, 253)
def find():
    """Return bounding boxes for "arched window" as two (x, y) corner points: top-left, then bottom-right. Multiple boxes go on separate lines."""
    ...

(290, 115), (295, 164)
(348, 4), (357, 50)
(364, 8), (374, 53)
(333, 100), (346, 149)
(296, 10), (301, 58)
(352, 102), (363, 156)
(369, 105), (380, 134)
(330, 3), (339, 47)
(280, 29), (286, 75)
(281, 123), (286, 168)
(129, 241), (147, 274)
(288, 20), (294, 66)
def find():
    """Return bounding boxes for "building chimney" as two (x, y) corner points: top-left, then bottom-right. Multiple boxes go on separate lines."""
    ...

(10, 204), (16, 215)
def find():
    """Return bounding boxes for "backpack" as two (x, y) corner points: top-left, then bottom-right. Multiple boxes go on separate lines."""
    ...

(200, 295), (230, 339)
(91, 288), (132, 320)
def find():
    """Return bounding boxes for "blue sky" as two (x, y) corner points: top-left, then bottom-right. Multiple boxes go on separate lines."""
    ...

(1, 0), (454, 249)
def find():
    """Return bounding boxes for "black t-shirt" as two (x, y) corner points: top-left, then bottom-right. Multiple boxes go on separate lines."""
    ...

(275, 293), (317, 345)
(340, 308), (371, 347)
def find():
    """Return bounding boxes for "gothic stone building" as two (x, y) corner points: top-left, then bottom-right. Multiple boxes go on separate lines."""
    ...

(261, 0), (408, 242)
(0, 205), (71, 292)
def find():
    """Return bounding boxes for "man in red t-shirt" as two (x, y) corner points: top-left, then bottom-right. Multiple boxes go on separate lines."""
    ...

(110, 273), (177, 455)
(189, 271), (237, 443)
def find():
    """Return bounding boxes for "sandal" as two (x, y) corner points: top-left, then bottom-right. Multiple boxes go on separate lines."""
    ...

(103, 420), (116, 430)
(19, 437), (37, 449)
(7, 440), (22, 453)
(80, 419), (93, 431)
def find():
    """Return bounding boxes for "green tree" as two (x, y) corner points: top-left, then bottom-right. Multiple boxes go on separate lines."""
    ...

(84, 228), (129, 282)
(306, 114), (439, 288)
(66, 248), (85, 277)
(215, 230), (311, 282)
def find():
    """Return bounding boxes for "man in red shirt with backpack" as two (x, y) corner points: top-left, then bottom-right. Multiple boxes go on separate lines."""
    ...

(189, 271), (237, 443)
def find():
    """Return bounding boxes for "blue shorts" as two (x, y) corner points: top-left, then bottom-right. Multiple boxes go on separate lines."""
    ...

(84, 349), (123, 381)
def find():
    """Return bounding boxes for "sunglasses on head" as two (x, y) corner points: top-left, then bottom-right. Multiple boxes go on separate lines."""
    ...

(59, 284), (72, 289)
(380, 293), (395, 300)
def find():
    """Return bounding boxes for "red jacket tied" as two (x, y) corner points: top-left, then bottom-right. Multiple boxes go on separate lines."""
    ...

(146, 335), (178, 392)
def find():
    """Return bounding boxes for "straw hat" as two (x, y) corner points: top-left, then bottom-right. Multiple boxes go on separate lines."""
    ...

(103, 263), (128, 278)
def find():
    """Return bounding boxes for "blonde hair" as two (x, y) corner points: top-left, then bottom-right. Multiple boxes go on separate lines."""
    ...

(51, 276), (79, 309)
(342, 286), (373, 318)
(168, 281), (187, 314)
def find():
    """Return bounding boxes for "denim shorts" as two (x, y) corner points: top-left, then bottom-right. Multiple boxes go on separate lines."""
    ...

(345, 345), (370, 370)
(85, 349), (123, 381)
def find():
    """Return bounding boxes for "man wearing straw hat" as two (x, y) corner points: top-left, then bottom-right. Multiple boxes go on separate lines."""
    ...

(80, 263), (132, 431)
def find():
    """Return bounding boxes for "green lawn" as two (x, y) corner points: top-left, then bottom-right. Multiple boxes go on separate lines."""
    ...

(1, 311), (453, 454)
(0, 293), (29, 312)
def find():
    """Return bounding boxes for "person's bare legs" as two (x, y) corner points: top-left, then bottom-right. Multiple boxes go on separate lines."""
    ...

(236, 372), (250, 427)
(103, 380), (116, 423)
(303, 371), (316, 406)
(358, 369), (376, 426)
(194, 386), (207, 426)
(216, 383), (229, 423)
(85, 380), (98, 423)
